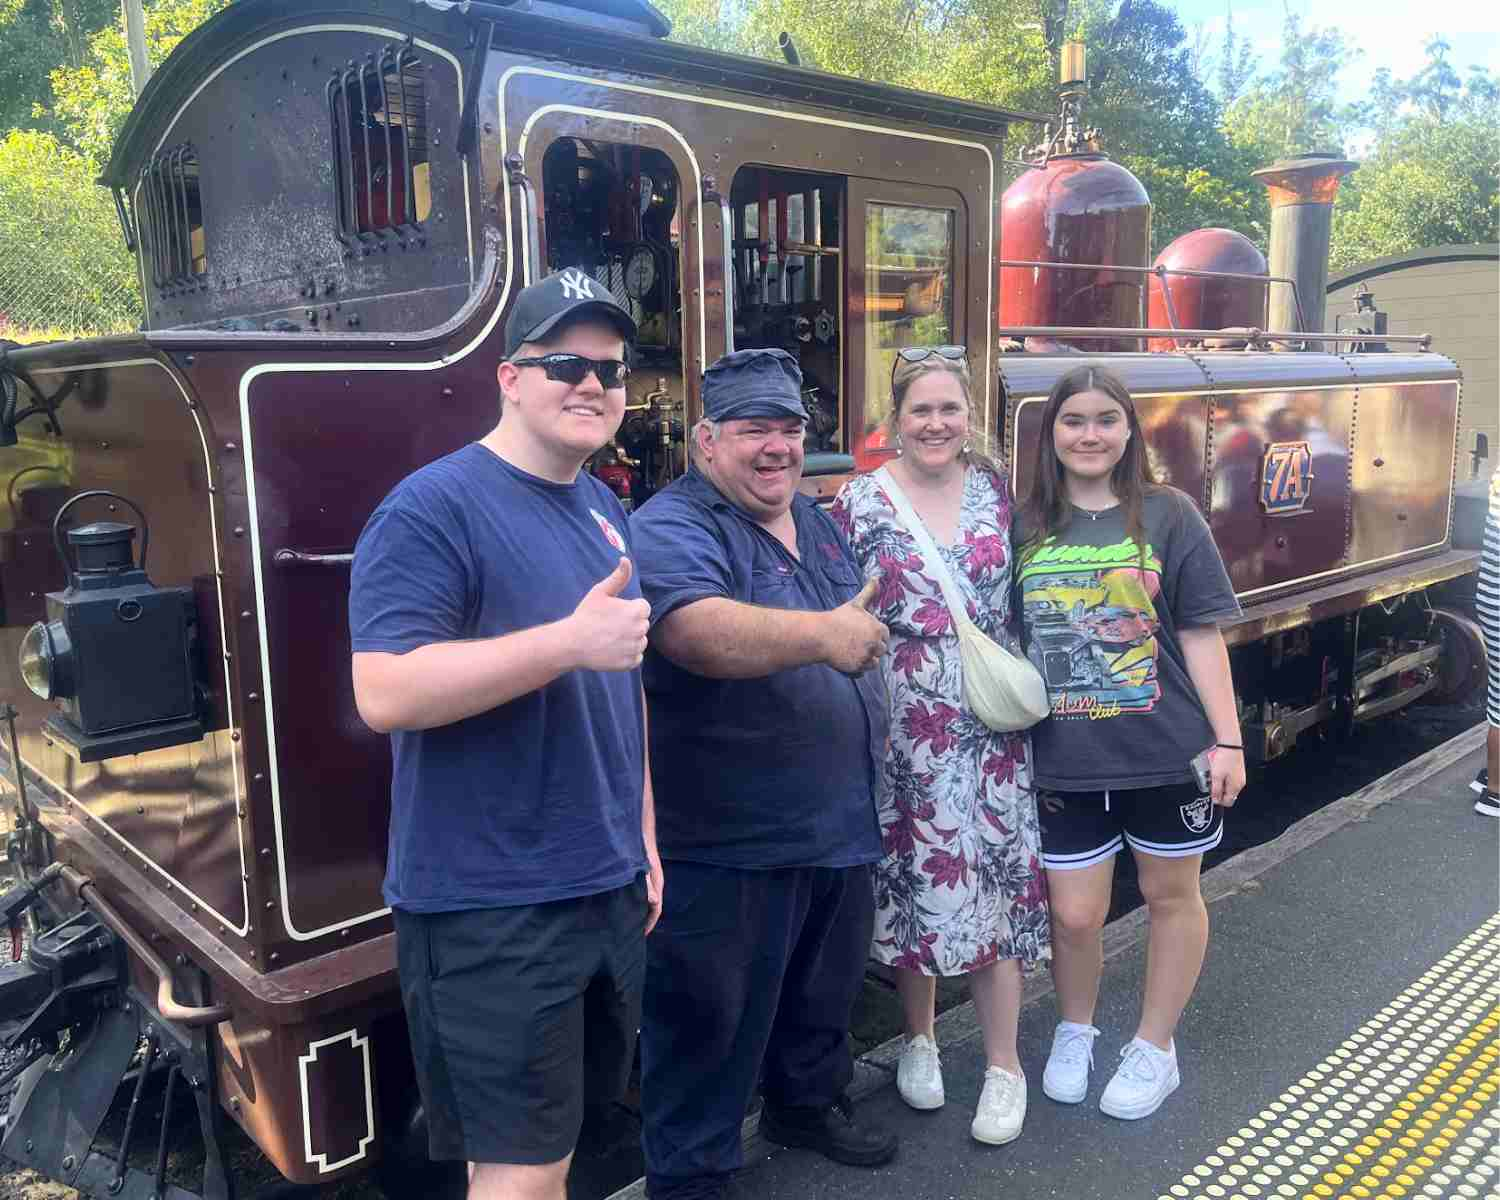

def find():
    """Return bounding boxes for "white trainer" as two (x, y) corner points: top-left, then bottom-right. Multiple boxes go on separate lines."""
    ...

(1041, 1021), (1099, 1103)
(1099, 1037), (1180, 1119)
(896, 1033), (944, 1110)
(971, 1065), (1027, 1145)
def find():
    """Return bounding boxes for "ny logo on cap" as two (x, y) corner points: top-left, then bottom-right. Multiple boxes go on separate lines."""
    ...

(560, 269), (596, 301)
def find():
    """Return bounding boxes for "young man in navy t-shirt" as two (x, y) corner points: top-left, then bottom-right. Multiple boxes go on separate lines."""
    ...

(349, 269), (661, 1200)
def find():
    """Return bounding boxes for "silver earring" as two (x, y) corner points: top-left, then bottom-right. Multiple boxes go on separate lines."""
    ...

(963, 438), (972, 454)
(895, 433), (904, 455)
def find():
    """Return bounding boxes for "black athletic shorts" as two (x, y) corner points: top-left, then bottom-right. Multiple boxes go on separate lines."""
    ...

(1037, 781), (1224, 871)
(394, 877), (648, 1165)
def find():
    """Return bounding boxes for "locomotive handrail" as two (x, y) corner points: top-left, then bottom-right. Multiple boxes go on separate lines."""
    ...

(505, 153), (543, 285)
(995, 257), (1309, 335)
(704, 175), (735, 353)
(996, 324), (1433, 347)
(274, 548), (354, 568)
(59, 866), (231, 1027)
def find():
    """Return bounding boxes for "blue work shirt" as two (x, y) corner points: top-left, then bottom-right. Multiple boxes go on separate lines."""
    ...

(631, 467), (885, 869)
(349, 443), (646, 912)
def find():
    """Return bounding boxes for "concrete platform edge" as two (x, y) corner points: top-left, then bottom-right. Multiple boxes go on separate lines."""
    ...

(604, 722), (1488, 1200)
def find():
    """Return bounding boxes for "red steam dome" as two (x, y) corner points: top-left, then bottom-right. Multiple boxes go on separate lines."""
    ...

(998, 153), (1152, 352)
(1146, 228), (1268, 351)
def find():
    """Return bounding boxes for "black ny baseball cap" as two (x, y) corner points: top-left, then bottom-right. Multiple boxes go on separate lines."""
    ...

(503, 268), (638, 358)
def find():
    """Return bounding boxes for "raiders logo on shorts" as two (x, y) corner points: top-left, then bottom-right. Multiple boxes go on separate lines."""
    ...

(1180, 794), (1213, 833)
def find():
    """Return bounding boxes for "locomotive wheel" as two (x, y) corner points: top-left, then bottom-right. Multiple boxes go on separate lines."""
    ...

(1424, 606), (1488, 704)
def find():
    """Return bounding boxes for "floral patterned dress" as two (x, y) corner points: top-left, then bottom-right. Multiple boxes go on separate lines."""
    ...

(832, 466), (1050, 974)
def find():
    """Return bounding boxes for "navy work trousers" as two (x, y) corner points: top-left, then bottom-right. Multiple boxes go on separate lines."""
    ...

(641, 861), (875, 1200)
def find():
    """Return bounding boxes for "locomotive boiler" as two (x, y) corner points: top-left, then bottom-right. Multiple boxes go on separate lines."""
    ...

(0, 2), (1483, 1197)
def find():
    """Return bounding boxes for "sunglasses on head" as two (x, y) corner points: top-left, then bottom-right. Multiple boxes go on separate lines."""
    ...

(510, 353), (631, 390)
(894, 345), (967, 365)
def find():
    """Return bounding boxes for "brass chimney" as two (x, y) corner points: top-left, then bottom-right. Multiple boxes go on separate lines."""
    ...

(1252, 154), (1356, 334)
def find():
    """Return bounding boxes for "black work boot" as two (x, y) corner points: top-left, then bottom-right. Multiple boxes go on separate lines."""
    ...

(759, 1094), (898, 1167)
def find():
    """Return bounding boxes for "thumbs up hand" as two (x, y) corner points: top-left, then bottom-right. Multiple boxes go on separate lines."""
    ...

(821, 575), (889, 676)
(570, 558), (652, 671)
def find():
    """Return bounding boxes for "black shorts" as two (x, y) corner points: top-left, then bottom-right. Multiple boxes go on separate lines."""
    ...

(394, 878), (648, 1165)
(1037, 781), (1224, 870)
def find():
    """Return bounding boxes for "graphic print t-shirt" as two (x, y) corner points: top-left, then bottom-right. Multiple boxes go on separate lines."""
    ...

(1017, 489), (1240, 791)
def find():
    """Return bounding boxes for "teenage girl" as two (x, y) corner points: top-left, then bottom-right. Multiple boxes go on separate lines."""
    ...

(1015, 365), (1245, 1120)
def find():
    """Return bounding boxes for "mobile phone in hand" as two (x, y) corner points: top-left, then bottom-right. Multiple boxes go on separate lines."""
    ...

(1191, 747), (1213, 795)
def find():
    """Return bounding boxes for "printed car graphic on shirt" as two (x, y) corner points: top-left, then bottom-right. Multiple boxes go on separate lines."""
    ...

(1018, 539), (1164, 718)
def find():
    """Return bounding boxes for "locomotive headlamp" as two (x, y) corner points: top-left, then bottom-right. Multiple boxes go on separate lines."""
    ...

(18, 619), (72, 701)
(19, 491), (203, 762)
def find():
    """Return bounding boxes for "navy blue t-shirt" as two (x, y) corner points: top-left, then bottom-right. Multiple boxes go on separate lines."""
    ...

(349, 442), (646, 912)
(631, 468), (885, 869)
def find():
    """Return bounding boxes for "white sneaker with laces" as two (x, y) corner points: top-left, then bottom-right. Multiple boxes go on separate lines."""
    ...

(896, 1033), (944, 1110)
(1042, 1021), (1099, 1103)
(971, 1065), (1027, 1145)
(1099, 1037), (1180, 1119)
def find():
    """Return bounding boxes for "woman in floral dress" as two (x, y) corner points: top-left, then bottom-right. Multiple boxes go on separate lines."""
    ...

(831, 348), (1048, 1147)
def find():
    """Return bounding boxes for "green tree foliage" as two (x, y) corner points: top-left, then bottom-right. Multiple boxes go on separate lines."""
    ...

(1330, 45), (1500, 271)
(1220, 5), (1361, 163)
(47, 0), (231, 166)
(0, 0), (116, 134)
(0, 128), (140, 337)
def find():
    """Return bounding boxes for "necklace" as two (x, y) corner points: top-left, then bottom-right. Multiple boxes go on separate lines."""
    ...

(1071, 502), (1118, 521)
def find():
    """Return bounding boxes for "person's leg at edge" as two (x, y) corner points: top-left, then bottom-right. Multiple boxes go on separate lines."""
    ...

(1045, 857), (1115, 1024)
(468, 1157), (572, 1200)
(1132, 849), (1208, 1050)
(969, 959), (1023, 1072)
(895, 967), (937, 1040)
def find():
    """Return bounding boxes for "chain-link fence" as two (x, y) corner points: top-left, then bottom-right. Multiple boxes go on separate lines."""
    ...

(0, 130), (143, 345)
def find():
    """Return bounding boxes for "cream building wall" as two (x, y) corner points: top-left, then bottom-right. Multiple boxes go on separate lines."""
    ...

(1327, 244), (1499, 479)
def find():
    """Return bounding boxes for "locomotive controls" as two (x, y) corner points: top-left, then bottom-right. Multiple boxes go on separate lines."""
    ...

(17, 491), (203, 762)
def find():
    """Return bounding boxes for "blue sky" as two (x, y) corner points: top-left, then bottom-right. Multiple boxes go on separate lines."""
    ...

(1168, 0), (1500, 104)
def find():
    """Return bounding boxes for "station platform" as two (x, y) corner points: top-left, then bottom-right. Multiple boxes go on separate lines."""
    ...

(610, 725), (1498, 1200)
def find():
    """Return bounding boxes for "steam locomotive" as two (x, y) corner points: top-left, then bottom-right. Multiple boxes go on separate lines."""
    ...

(0, 0), (1484, 1196)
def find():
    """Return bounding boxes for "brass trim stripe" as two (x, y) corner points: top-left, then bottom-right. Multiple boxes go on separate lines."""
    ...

(1158, 913), (1500, 1200)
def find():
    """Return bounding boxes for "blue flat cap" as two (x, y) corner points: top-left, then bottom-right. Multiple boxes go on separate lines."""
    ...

(702, 349), (809, 422)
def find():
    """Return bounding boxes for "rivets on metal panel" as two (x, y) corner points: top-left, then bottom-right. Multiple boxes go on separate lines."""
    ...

(233, 526), (245, 537)
(1373, 457), (1384, 467)
(441, 387), (454, 398)
(265, 900), (275, 910)
(260, 848), (271, 858)
(248, 692), (260, 702)
(269, 953), (279, 963)
(230, 732), (240, 742)
(253, 772), (265, 783)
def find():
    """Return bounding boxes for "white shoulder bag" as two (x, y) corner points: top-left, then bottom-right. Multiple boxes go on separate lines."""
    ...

(875, 466), (1050, 733)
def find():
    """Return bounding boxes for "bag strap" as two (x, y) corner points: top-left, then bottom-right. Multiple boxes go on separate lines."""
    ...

(875, 465), (972, 629)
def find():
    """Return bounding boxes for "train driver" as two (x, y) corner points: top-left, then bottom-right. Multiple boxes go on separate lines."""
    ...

(348, 269), (663, 1200)
(630, 348), (899, 1200)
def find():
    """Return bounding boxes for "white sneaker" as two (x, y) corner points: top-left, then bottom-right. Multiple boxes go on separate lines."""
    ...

(1099, 1037), (1180, 1119)
(896, 1033), (944, 1110)
(971, 1065), (1026, 1145)
(1041, 1021), (1099, 1103)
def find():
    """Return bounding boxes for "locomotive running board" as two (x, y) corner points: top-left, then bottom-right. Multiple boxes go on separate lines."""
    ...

(1222, 548), (1479, 647)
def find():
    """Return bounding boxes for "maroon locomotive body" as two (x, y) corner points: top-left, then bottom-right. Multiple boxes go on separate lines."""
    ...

(0, 1), (1482, 1196)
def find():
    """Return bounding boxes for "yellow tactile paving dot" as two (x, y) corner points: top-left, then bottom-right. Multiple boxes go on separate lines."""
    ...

(1158, 913), (1500, 1200)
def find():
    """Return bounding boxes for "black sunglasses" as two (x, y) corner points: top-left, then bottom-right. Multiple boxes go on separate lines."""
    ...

(894, 345), (967, 364)
(510, 353), (631, 390)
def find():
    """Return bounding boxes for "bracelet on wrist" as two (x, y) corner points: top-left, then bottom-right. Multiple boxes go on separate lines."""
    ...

(1216, 742), (1244, 751)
